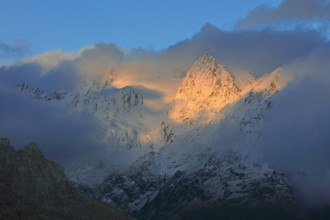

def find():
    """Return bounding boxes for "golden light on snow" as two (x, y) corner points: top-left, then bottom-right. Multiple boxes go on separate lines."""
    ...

(168, 53), (288, 125)
(109, 67), (180, 111)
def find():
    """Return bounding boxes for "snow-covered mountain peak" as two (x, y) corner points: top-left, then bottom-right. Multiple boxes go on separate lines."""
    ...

(167, 52), (288, 127)
(189, 51), (218, 69)
(168, 53), (240, 125)
(242, 68), (287, 95)
(183, 52), (234, 91)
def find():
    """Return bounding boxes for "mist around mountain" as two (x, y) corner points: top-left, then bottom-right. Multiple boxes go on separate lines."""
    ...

(1, 49), (329, 219)
(1, 19), (330, 219)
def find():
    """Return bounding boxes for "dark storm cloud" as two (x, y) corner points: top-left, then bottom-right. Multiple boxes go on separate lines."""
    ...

(258, 43), (330, 204)
(0, 62), (42, 87)
(2, 24), (324, 95)
(0, 44), (162, 166)
(164, 23), (325, 76)
(282, 41), (330, 82)
(259, 79), (330, 205)
(0, 86), (106, 166)
(0, 56), (79, 91)
(237, 0), (330, 30)
(0, 40), (31, 58)
(233, 2), (330, 204)
(37, 60), (80, 91)
(260, 79), (330, 172)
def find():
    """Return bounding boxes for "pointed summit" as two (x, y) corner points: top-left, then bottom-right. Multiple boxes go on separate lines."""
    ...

(186, 52), (231, 82)
(241, 68), (287, 95)
(193, 50), (217, 66)
(168, 53), (240, 125)
(181, 52), (234, 91)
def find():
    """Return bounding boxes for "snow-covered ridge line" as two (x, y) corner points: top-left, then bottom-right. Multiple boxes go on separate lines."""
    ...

(168, 52), (286, 126)
(16, 82), (67, 101)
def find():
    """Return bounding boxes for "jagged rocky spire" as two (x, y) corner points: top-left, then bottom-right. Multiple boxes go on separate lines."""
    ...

(168, 52), (240, 124)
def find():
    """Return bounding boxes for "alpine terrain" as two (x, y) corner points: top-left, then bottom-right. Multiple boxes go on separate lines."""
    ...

(13, 52), (328, 219)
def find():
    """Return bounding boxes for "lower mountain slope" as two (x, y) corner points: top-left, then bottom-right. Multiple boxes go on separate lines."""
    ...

(0, 138), (134, 220)
(80, 132), (298, 220)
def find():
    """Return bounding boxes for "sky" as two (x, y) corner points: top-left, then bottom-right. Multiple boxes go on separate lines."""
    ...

(1, 0), (282, 59)
(1, 0), (330, 206)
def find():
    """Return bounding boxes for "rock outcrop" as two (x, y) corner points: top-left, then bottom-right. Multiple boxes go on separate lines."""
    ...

(0, 138), (134, 220)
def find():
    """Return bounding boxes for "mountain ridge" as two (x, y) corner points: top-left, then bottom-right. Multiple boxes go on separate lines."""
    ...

(13, 53), (301, 219)
(65, 53), (298, 219)
(0, 137), (134, 220)
(168, 52), (286, 127)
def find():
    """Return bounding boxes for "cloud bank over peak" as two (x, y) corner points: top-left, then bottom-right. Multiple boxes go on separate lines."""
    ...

(237, 0), (330, 32)
(259, 76), (330, 205)
(0, 22), (328, 104)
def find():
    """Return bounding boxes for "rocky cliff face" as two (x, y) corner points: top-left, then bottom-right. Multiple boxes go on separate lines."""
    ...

(0, 138), (134, 220)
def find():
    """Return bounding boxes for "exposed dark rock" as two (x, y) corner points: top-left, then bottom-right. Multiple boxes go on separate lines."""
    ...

(17, 82), (67, 101)
(0, 138), (134, 220)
